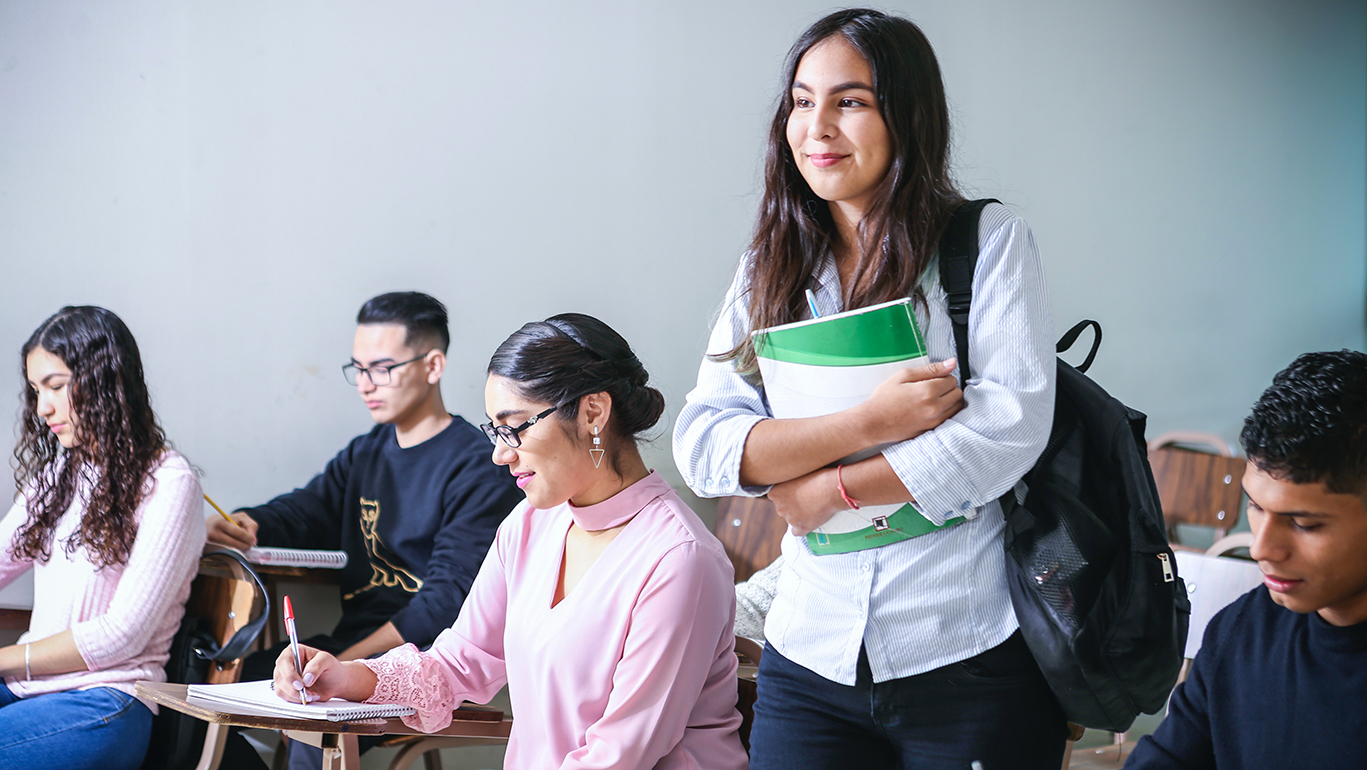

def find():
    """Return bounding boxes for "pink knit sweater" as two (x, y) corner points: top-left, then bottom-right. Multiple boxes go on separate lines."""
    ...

(0, 452), (206, 710)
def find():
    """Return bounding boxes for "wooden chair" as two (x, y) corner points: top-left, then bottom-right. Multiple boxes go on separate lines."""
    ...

(145, 549), (270, 770)
(712, 495), (785, 753)
(1148, 432), (1246, 551)
(714, 496), (786, 583)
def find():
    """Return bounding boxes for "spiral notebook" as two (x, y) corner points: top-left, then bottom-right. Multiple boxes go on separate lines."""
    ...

(187, 679), (414, 721)
(243, 547), (348, 569)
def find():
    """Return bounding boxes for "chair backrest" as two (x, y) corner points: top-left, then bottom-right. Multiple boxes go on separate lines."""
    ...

(1148, 439), (1246, 539)
(1172, 550), (1264, 661)
(141, 551), (269, 770)
(713, 496), (786, 582)
(187, 551), (268, 684)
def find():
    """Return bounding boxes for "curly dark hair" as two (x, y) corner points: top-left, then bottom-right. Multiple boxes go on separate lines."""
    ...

(11, 306), (168, 568)
(1240, 349), (1367, 497)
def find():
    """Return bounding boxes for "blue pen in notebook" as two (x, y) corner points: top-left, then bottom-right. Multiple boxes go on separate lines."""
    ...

(805, 289), (821, 318)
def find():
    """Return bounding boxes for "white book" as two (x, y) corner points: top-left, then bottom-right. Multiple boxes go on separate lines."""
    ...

(187, 679), (413, 722)
(244, 547), (348, 569)
(753, 298), (964, 554)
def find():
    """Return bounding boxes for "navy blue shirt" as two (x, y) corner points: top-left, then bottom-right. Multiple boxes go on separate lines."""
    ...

(1127, 586), (1367, 768)
(245, 417), (522, 647)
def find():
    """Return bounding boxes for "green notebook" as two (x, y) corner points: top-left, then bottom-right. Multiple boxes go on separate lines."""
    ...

(752, 298), (965, 555)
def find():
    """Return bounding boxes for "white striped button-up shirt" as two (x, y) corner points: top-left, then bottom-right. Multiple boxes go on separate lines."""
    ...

(673, 203), (1055, 685)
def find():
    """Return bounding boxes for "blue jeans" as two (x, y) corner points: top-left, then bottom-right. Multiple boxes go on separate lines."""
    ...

(749, 632), (1067, 770)
(0, 682), (153, 770)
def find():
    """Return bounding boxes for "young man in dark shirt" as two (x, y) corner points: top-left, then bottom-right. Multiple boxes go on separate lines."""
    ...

(1128, 349), (1367, 769)
(207, 292), (521, 768)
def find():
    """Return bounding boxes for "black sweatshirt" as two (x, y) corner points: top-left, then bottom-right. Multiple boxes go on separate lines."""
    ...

(1127, 586), (1367, 768)
(244, 417), (522, 647)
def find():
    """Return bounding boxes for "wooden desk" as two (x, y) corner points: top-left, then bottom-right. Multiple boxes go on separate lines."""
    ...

(136, 682), (511, 770)
(0, 607), (31, 630)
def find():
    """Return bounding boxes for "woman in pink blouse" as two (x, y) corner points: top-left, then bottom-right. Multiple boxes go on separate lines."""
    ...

(275, 313), (748, 769)
(0, 306), (206, 770)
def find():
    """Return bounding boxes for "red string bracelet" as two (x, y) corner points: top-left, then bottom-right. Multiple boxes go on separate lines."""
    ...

(836, 464), (861, 510)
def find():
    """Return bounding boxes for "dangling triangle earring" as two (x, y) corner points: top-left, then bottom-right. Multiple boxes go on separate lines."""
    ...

(589, 426), (605, 469)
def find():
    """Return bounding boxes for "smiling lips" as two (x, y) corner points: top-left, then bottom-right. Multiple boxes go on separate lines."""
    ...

(515, 472), (534, 490)
(807, 152), (848, 168)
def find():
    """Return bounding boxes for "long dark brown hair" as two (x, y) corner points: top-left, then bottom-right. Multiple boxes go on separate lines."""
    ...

(10, 306), (168, 568)
(720, 8), (963, 371)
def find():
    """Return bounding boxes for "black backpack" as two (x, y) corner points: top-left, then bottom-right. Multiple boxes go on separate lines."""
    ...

(140, 548), (270, 770)
(939, 199), (1190, 732)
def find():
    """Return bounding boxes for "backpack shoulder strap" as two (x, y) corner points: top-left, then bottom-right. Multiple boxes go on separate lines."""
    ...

(196, 548), (271, 663)
(938, 198), (999, 382)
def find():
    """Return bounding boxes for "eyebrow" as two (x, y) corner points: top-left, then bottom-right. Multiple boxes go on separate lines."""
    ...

(35, 373), (69, 386)
(792, 80), (875, 95)
(493, 408), (528, 422)
(1242, 486), (1332, 518)
(352, 357), (398, 367)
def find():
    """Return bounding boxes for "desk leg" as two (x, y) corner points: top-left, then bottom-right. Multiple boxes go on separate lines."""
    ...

(263, 575), (281, 648)
(320, 733), (360, 770)
(196, 722), (229, 770)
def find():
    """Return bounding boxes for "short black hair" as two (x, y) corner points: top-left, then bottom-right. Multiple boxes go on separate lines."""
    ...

(1240, 349), (1367, 497)
(356, 292), (450, 353)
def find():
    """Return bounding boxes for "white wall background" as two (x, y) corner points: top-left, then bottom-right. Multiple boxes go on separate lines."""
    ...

(1, 0), (1363, 521)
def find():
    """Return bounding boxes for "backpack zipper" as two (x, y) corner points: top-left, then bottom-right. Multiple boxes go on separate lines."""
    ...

(1157, 553), (1175, 583)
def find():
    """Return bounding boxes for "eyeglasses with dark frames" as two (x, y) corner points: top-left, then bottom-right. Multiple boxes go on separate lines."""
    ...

(342, 353), (430, 387)
(480, 406), (558, 449)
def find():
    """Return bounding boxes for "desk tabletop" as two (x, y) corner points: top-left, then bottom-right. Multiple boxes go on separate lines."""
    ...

(135, 682), (511, 739)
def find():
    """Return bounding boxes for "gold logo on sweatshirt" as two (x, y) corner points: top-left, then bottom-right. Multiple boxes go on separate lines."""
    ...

(342, 497), (423, 600)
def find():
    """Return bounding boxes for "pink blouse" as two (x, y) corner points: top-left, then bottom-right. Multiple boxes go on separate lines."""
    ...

(361, 471), (747, 770)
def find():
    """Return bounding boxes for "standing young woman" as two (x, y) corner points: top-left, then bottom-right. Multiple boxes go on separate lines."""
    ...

(275, 313), (747, 770)
(0, 306), (206, 769)
(674, 9), (1066, 769)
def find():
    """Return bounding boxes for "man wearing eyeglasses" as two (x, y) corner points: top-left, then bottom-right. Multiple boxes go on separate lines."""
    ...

(206, 291), (520, 698)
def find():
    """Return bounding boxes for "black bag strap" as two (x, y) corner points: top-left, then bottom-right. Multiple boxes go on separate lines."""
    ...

(1057, 319), (1102, 374)
(938, 199), (999, 383)
(195, 548), (270, 663)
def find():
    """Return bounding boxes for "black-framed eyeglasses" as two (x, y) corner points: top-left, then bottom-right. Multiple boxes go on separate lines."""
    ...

(480, 406), (558, 449)
(342, 353), (429, 387)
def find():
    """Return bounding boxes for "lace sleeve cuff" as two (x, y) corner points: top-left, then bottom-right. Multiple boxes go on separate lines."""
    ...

(359, 643), (458, 733)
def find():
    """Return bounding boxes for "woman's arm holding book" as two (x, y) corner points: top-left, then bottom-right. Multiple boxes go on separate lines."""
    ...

(738, 361), (962, 487)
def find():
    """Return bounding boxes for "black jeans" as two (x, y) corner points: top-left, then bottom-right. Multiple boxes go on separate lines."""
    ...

(749, 632), (1067, 770)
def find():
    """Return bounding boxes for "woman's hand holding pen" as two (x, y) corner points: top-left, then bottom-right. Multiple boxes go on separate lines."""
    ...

(272, 644), (377, 705)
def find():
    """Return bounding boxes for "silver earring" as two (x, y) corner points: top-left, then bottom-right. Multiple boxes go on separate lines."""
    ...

(589, 426), (604, 469)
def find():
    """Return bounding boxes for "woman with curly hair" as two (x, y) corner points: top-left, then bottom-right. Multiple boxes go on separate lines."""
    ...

(0, 306), (206, 769)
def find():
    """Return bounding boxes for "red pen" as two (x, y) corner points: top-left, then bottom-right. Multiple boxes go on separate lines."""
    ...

(284, 596), (308, 706)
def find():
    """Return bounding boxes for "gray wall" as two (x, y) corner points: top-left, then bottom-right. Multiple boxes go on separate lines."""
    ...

(1, 1), (1363, 525)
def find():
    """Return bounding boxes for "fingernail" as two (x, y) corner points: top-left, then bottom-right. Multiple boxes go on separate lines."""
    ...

(307, 692), (320, 702)
(292, 680), (303, 690)
(303, 672), (316, 686)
